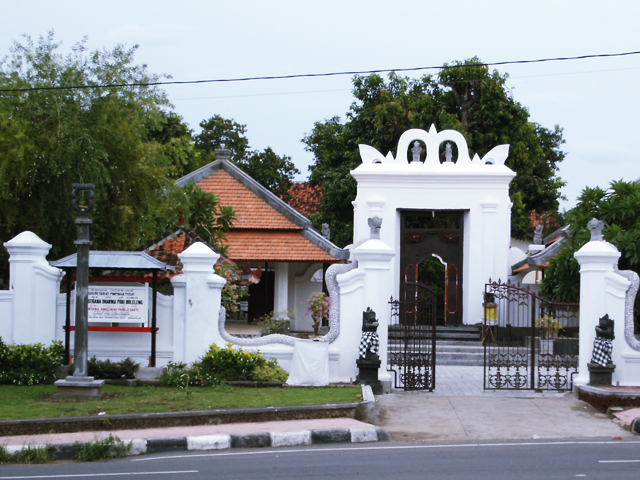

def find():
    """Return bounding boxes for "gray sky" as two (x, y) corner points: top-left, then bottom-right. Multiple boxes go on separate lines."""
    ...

(3, 0), (639, 210)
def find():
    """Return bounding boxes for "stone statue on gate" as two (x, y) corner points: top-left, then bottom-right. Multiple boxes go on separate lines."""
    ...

(368, 216), (382, 240)
(358, 307), (380, 360)
(591, 314), (614, 367)
(587, 314), (616, 386)
(356, 307), (383, 394)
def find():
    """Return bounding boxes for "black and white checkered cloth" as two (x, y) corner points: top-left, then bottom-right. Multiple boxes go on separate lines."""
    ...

(591, 337), (613, 366)
(359, 332), (379, 358)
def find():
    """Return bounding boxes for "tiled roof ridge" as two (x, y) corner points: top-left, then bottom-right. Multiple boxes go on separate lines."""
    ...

(176, 159), (312, 229)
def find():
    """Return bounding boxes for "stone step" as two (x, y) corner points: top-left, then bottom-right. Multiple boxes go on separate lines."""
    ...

(388, 331), (481, 342)
(436, 352), (485, 366)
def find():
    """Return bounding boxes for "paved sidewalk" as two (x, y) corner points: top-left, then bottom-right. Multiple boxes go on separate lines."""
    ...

(377, 365), (636, 442)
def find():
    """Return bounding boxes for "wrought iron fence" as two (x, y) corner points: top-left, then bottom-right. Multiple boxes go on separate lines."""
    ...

(388, 282), (437, 391)
(483, 279), (579, 391)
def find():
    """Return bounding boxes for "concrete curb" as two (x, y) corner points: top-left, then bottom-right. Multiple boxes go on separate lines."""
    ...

(0, 402), (361, 437)
(4, 426), (390, 461)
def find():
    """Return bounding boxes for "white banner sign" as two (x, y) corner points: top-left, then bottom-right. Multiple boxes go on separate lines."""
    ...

(87, 285), (148, 324)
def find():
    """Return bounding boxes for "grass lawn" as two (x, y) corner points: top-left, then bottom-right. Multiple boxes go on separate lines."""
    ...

(0, 384), (362, 421)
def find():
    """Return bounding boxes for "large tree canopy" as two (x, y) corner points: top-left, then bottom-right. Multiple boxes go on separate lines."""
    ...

(0, 33), (231, 283)
(540, 180), (640, 334)
(304, 59), (566, 246)
(194, 115), (300, 199)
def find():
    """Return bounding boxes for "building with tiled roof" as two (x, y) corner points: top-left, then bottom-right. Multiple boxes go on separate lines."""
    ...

(286, 183), (322, 216)
(174, 150), (348, 329)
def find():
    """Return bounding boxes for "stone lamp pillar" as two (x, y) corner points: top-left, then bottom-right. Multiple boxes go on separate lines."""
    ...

(55, 184), (105, 400)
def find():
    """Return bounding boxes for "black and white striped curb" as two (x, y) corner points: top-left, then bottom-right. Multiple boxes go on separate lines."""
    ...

(4, 426), (390, 461)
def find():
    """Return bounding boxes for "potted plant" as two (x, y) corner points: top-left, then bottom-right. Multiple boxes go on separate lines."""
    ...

(535, 317), (562, 354)
(305, 292), (331, 337)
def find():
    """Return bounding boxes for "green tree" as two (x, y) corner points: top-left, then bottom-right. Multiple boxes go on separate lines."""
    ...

(194, 115), (300, 198)
(148, 111), (201, 180)
(540, 181), (640, 333)
(304, 59), (566, 246)
(195, 115), (250, 163)
(0, 33), (229, 282)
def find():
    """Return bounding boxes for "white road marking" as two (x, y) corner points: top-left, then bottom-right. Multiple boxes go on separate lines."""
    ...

(0, 471), (197, 479)
(133, 440), (640, 462)
(599, 459), (640, 463)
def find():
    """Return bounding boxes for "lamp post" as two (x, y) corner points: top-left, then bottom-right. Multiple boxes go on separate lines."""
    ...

(71, 183), (94, 378)
(54, 184), (104, 399)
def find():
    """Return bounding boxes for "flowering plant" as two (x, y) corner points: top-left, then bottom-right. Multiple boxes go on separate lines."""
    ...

(305, 292), (331, 336)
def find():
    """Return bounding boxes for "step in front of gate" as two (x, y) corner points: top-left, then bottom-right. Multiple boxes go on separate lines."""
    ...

(388, 326), (481, 342)
(436, 341), (484, 365)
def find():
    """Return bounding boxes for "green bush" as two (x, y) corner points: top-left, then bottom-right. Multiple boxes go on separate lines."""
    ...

(74, 434), (130, 462)
(160, 344), (288, 386)
(160, 361), (221, 388)
(87, 357), (140, 379)
(0, 338), (64, 385)
(253, 360), (288, 382)
(199, 343), (269, 382)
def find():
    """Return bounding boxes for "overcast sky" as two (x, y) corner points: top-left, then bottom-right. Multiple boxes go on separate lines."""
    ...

(2, 0), (639, 210)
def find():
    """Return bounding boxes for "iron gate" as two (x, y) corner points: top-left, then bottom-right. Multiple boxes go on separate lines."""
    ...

(388, 282), (437, 391)
(483, 280), (579, 391)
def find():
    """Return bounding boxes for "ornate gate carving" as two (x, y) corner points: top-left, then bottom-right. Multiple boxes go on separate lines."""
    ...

(388, 282), (437, 391)
(483, 280), (579, 391)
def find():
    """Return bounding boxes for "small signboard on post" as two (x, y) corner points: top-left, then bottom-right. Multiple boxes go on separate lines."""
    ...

(88, 285), (148, 324)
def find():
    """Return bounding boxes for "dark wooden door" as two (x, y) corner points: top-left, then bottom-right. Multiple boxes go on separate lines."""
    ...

(400, 210), (464, 326)
(247, 269), (274, 323)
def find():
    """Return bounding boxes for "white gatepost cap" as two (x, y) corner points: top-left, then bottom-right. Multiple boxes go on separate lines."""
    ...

(178, 242), (220, 273)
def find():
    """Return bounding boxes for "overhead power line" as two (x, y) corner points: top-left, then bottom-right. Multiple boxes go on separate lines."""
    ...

(1, 50), (639, 93)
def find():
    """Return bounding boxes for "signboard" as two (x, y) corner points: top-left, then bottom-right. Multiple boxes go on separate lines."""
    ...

(87, 285), (148, 324)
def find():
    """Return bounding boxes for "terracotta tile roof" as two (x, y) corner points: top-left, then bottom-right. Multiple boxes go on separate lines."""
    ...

(224, 230), (341, 263)
(286, 183), (322, 216)
(196, 170), (300, 230)
(143, 229), (234, 279)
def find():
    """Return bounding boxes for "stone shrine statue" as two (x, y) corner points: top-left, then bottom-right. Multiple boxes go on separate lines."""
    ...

(533, 224), (544, 245)
(358, 307), (380, 359)
(356, 307), (382, 393)
(368, 216), (382, 240)
(591, 314), (615, 367)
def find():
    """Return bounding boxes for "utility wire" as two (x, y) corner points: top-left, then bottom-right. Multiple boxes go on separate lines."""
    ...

(1, 50), (639, 93)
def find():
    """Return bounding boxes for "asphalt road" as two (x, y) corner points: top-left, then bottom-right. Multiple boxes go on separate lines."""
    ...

(1, 439), (639, 480)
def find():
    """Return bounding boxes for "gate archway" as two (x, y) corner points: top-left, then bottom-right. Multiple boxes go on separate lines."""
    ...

(400, 210), (463, 326)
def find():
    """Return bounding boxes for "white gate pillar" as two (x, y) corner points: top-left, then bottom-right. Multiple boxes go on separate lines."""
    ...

(350, 237), (395, 384)
(171, 242), (226, 364)
(3, 231), (64, 345)
(574, 224), (627, 386)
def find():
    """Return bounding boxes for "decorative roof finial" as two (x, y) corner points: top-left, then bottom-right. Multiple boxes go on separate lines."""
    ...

(588, 218), (605, 242)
